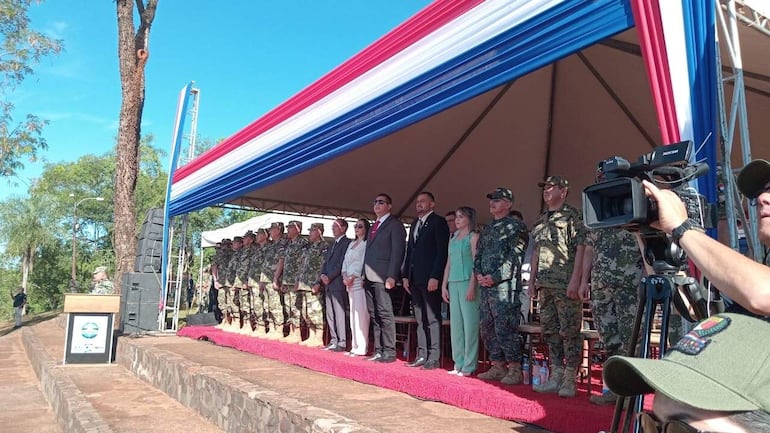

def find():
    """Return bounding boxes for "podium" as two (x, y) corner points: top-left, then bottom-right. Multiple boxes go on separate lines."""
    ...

(63, 294), (120, 364)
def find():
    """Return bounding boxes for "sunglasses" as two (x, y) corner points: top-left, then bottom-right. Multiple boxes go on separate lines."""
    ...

(638, 412), (708, 433)
(354, 224), (365, 229)
(373, 199), (388, 205)
(749, 184), (770, 206)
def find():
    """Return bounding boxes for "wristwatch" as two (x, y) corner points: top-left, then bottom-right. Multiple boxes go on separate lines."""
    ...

(670, 219), (704, 246)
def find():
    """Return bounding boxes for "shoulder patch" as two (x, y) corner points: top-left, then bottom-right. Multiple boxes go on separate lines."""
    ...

(672, 315), (731, 355)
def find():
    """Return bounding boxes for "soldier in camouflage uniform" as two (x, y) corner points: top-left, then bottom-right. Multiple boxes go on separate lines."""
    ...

(235, 231), (257, 333)
(247, 228), (270, 335)
(473, 188), (529, 384)
(223, 236), (243, 330)
(91, 266), (115, 295)
(531, 176), (587, 398)
(214, 238), (233, 325)
(297, 223), (328, 347)
(281, 220), (309, 343)
(262, 222), (287, 339)
(579, 228), (643, 404)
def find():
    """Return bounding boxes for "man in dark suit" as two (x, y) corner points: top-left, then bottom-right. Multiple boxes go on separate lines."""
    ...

(402, 192), (450, 370)
(364, 193), (407, 363)
(318, 219), (352, 351)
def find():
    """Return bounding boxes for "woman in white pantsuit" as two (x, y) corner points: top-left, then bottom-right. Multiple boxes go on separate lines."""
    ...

(342, 218), (370, 356)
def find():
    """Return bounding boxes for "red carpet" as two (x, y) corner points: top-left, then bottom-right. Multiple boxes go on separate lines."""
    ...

(178, 326), (614, 433)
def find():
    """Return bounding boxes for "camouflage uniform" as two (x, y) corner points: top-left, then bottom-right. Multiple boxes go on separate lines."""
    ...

(296, 239), (328, 330)
(92, 279), (115, 295)
(472, 215), (529, 363)
(215, 246), (233, 322)
(587, 228), (643, 358)
(226, 244), (243, 324)
(261, 237), (287, 327)
(247, 241), (267, 329)
(236, 241), (256, 329)
(532, 203), (587, 368)
(282, 236), (309, 328)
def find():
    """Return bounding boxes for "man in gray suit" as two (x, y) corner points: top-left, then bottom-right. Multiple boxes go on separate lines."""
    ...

(318, 219), (352, 351)
(364, 193), (407, 363)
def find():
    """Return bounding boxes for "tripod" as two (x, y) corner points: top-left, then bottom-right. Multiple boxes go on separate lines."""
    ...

(609, 232), (715, 433)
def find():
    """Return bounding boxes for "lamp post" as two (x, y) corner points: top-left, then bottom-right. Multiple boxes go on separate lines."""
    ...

(70, 196), (105, 291)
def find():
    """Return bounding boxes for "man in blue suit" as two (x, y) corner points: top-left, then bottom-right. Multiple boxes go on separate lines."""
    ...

(319, 219), (352, 351)
(402, 192), (450, 370)
(364, 193), (407, 363)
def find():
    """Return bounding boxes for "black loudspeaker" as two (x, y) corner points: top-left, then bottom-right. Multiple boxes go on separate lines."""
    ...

(135, 207), (164, 273)
(186, 312), (218, 326)
(120, 272), (162, 334)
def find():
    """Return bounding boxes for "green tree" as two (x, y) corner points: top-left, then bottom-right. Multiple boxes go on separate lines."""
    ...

(0, 0), (63, 177)
(114, 0), (158, 294)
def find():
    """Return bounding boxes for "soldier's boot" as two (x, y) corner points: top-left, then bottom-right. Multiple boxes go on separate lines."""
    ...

(263, 325), (281, 340)
(477, 363), (508, 381)
(558, 367), (578, 398)
(283, 325), (302, 343)
(500, 363), (523, 385)
(251, 324), (267, 338)
(589, 390), (619, 406)
(534, 366), (564, 393)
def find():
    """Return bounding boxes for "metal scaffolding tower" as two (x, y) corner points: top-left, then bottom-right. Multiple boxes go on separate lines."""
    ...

(716, 0), (767, 262)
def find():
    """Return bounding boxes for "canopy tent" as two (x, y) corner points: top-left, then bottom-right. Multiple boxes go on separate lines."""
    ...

(167, 0), (770, 227)
(199, 213), (355, 249)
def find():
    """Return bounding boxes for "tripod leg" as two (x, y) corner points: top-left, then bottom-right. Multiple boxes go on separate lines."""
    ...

(611, 282), (646, 433)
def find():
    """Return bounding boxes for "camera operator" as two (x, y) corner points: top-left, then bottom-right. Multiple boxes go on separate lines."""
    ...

(641, 158), (770, 316)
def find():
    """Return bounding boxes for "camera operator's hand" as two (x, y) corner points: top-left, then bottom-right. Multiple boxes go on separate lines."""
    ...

(642, 180), (688, 234)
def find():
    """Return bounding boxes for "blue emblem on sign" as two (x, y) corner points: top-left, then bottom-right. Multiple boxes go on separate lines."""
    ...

(80, 322), (99, 339)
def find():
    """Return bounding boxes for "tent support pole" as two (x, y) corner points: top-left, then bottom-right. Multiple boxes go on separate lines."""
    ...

(395, 81), (515, 218)
(577, 52), (657, 149)
(540, 61), (559, 213)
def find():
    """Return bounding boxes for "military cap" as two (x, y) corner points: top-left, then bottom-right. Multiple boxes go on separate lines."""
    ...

(309, 222), (324, 232)
(270, 222), (284, 231)
(93, 266), (108, 274)
(737, 159), (770, 199)
(486, 187), (513, 201)
(538, 175), (569, 188)
(233, 236), (243, 242)
(244, 230), (256, 239)
(256, 228), (269, 237)
(222, 238), (232, 244)
(288, 220), (303, 230)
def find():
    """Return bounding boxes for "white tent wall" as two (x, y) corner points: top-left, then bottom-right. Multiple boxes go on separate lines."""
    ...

(199, 213), (356, 248)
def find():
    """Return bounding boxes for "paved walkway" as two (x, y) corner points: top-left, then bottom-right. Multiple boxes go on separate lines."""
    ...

(0, 327), (60, 433)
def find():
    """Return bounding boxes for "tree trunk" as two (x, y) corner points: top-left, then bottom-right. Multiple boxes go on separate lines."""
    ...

(114, 0), (158, 294)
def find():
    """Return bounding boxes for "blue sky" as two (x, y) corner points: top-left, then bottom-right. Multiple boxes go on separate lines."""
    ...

(5, 0), (432, 199)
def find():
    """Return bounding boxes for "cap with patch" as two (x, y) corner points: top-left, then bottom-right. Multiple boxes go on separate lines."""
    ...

(604, 313), (770, 413)
(93, 266), (108, 274)
(737, 159), (770, 199)
(309, 222), (324, 232)
(486, 187), (513, 201)
(538, 175), (569, 188)
(270, 222), (284, 231)
(288, 220), (302, 230)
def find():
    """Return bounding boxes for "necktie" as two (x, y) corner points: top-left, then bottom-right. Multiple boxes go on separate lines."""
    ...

(370, 220), (381, 239)
(414, 218), (423, 241)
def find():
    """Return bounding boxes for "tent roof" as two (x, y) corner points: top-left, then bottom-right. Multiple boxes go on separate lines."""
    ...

(199, 213), (355, 248)
(169, 0), (770, 226)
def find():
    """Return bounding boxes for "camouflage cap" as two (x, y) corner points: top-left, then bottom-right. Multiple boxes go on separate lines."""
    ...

(244, 230), (256, 239)
(309, 222), (324, 232)
(256, 228), (269, 237)
(93, 266), (108, 274)
(288, 220), (302, 230)
(486, 187), (513, 202)
(538, 175), (569, 188)
(232, 236), (243, 242)
(221, 238), (232, 244)
(270, 222), (284, 231)
(737, 159), (770, 199)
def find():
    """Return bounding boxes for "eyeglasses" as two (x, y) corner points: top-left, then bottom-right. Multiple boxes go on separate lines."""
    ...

(638, 412), (708, 433)
(354, 224), (365, 229)
(373, 199), (388, 205)
(749, 184), (770, 206)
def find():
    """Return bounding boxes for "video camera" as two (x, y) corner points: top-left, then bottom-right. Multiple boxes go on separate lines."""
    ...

(582, 140), (711, 231)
